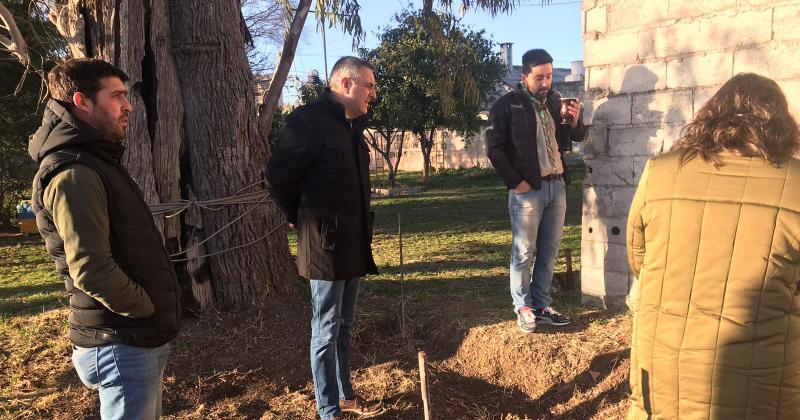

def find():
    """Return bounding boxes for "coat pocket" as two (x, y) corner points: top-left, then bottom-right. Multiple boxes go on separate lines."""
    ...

(320, 212), (338, 251)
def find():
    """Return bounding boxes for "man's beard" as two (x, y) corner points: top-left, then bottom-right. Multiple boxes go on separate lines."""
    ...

(94, 110), (127, 142)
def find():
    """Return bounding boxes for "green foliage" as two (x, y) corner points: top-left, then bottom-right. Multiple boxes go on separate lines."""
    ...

(267, 106), (287, 148)
(0, 1), (65, 228)
(297, 71), (326, 105)
(360, 10), (506, 182)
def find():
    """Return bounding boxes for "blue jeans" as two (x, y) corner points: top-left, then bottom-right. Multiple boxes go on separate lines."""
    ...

(509, 179), (566, 311)
(310, 278), (360, 420)
(72, 342), (170, 420)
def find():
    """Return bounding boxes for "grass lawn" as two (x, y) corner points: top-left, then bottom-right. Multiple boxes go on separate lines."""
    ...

(288, 161), (585, 323)
(0, 236), (66, 317)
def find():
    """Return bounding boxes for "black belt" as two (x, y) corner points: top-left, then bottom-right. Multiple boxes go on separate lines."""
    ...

(94, 330), (137, 344)
(541, 173), (563, 181)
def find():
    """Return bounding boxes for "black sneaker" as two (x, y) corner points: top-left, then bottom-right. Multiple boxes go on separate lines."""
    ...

(534, 306), (572, 326)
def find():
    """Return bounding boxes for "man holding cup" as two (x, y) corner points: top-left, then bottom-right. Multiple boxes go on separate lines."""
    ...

(486, 48), (586, 333)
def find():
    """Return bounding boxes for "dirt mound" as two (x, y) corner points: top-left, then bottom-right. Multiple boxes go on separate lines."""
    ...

(442, 312), (631, 419)
(2, 296), (632, 419)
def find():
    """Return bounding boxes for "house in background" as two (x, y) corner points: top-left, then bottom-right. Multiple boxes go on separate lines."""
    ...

(369, 42), (586, 173)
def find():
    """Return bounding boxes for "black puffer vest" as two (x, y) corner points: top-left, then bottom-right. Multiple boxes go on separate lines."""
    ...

(29, 100), (180, 347)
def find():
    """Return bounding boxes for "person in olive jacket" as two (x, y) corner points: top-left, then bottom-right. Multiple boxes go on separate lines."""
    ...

(266, 56), (382, 420)
(486, 49), (586, 333)
(29, 59), (180, 419)
(627, 73), (800, 419)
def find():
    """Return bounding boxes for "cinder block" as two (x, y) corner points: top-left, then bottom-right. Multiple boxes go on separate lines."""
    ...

(586, 5), (607, 34)
(604, 270), (633, 296)
(586, 94), (632, 126)
(611, 187), (637, 216)
(701, 9), (773, 50)
(639, 21), (702, 60)
(582, 184), (615, 216)
(658, 124), (686, 152)
(585, 125), (609, 158)
(633, 156), (651, 184)
(608, 126), (664, 157)
(610, 62), (667, 94)
(693, 86), (722, 116)
(668, 0), (737, 19)
(580, 266), (607, 296)
(585, 32), (641, 67)
(779, 79), (800, 121)
(666, 52), (733, 89)
(582, 214), (629, 245)
(609, 0), (667, 31)
(581, 239), (609, 270)
(588, 65), (610, 91)
(734, 42), (800, 81)
(586, 156), (636, 186)
(775, 4), (800, 41)
(606, 243), (631, 276)
(742, 0), (796, 10)
(632, 90), (692, 125)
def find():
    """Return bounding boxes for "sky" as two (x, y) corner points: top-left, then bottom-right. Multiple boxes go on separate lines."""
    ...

(268, 0), (584, 103)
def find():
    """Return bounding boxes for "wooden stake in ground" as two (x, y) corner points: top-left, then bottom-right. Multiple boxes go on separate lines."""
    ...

(398, 213), (407, 336)
(418, 351), (431, 420)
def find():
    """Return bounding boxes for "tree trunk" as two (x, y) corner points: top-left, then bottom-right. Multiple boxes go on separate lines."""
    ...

(49, 0), (296, 309)
(390, 130), (406, 187)
(418, 130), (434, 184)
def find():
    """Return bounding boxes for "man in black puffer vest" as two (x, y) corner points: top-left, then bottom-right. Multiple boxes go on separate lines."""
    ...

(29, 58), (179, 419)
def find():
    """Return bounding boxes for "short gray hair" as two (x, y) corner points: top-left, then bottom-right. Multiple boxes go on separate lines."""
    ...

(329, 56), (374, 88)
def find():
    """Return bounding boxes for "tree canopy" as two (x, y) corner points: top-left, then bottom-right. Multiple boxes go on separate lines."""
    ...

(362, 10), (505, 183)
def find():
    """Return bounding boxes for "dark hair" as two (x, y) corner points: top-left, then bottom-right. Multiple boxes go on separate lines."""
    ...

(329, 56), (375, 88)
(521, 49), (553, 74)
(672, 73), (800, 167)
(48, 58), (129, 105)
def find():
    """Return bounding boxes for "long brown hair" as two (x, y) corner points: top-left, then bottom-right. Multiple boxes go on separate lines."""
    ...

(673, 73), (800, 167)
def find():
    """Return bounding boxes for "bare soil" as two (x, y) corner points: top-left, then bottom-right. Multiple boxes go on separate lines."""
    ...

(1, 291), (631, 419)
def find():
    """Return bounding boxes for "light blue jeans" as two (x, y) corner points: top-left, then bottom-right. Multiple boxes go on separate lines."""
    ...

(509, 179), (567, 311)
(72, 342), (171, 420)
(310, 278), (360, 420)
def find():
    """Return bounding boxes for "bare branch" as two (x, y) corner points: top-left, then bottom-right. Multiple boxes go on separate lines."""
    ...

(257, 0), (312, 135)
(0, 3), (30, 65)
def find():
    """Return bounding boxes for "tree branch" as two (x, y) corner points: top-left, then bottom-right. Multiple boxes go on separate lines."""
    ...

(257, 0), (311, 136)
(0, 3), (30, 66)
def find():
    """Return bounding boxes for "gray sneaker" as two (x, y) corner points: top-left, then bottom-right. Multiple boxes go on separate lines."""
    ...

(516, 306), (537, 333)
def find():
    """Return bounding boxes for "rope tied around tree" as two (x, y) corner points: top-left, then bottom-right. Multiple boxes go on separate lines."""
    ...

(149, 180), (287, 262)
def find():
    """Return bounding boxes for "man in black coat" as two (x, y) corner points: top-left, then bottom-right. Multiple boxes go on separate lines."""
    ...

(486, 49), (586, 334)
(266, 56), (382, 420)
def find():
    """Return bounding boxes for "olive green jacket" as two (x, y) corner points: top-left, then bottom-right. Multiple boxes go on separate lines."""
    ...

(627, 151), (800, 419)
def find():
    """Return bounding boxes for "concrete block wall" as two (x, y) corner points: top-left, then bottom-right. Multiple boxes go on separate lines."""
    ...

(581, 0), (800, 309)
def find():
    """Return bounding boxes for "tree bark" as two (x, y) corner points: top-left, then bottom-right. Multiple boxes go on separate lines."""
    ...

(49, 0), (296, 309)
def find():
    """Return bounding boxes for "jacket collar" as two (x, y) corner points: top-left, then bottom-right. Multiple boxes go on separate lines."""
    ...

(29, 99), (125, 164)
(320, 88), (369, 132)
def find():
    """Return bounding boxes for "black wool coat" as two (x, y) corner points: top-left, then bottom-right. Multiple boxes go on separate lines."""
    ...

(266, 93), (378, 280)
(486, 88), (587, 191)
